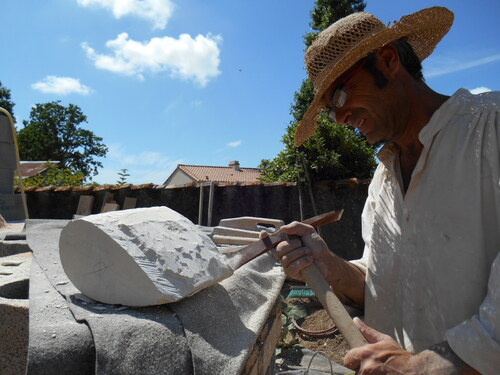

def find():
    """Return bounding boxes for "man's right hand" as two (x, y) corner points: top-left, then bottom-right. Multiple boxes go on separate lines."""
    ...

(262, 221), (366, 307)
(271, 221), (335, 282)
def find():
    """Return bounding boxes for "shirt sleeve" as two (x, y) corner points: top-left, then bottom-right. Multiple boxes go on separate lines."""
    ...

(445, 252), (500, 374)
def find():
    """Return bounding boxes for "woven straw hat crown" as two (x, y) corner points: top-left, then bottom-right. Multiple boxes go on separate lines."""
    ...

(295, 7), (454, 146)
(306, 12), (387, 90)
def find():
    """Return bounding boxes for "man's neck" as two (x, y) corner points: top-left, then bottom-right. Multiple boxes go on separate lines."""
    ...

(394, 82), (449, 192)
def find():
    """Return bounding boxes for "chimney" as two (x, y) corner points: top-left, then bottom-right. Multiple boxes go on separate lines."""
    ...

(228, 160), (241, 171)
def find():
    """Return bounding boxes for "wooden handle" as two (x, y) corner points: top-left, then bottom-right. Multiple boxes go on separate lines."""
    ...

(301, 263), (367, 349)
(212, 234), (258, 245)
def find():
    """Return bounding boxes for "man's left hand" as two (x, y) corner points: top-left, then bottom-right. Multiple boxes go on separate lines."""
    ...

(344, 318), (481, 375)
(344, 317), (414, 374)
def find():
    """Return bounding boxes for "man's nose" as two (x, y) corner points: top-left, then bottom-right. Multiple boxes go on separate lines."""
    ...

(334, 106), (351, 125)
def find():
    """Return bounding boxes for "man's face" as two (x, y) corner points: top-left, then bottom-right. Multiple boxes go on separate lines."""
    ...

(324, 51), (409, 145)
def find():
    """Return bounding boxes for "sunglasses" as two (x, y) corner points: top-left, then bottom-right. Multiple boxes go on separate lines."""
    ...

(327, 58), (368, 123)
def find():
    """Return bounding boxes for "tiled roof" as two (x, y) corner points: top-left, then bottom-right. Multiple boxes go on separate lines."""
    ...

(19, 161), (58, 178)
(178, 163), (261, 183)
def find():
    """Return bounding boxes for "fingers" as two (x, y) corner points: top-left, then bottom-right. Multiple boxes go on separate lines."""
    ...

(279, 221), (315, 237)
(258, 230), (269, 240)
(344, 320), (410, 373)
(279, 245), (313, 269)
(354, 317), (390, 344)
(275, 237), (313, 279)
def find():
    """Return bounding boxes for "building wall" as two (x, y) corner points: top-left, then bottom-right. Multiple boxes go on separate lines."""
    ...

(164, 170), (194, 187)
(20, 179), (369, 260)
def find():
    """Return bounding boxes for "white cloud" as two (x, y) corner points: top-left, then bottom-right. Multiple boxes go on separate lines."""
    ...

(32, 76), (93, 95)
(108, 144), (174, 167)
(82, 32), (222, 86)
(96, 143), (184, 184)
(76, 0), (175, 30)
(425, 54), (500, 78)
(227, 140), (242, 148)
(470, 86), (492, 94)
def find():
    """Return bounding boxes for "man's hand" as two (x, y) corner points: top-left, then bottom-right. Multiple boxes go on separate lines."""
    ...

(344, 318), (414, 374)
(261, 221), (365, 307)
(344, 318), (481, 375)
(272, 221), (332, 282)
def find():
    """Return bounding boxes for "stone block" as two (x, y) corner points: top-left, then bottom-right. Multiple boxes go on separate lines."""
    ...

(0, 252), (31, 375)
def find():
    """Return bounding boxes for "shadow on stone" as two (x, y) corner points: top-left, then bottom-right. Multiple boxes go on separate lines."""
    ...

(0, 278), (29, 299)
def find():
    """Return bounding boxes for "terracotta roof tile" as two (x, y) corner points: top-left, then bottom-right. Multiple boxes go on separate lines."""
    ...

(178, 164), (261, 184)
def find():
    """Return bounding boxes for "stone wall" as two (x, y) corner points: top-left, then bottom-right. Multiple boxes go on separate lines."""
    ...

(18, 179), (369, 260)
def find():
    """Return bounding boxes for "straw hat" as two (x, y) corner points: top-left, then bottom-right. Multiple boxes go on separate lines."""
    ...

(294, 6), (454, 146)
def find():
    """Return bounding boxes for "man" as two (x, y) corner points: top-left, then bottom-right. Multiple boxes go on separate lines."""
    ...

(275, 7), (500, 374)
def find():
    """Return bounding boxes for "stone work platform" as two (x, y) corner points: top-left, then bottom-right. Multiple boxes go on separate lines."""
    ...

(0, 219), (286, 375)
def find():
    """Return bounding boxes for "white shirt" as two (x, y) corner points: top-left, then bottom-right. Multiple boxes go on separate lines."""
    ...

(352, 89), (500, 374)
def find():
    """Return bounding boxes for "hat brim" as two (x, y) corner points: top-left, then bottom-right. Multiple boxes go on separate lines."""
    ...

(294, 6), (454, 147)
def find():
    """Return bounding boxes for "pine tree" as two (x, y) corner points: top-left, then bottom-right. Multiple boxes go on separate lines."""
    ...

(259, 0), (376, 184)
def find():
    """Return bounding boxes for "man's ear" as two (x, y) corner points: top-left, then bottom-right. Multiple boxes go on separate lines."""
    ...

(376, 44), (400, 77)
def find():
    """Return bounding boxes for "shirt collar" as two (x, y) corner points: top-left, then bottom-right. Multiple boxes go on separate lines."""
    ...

(418, 88), (472, 146)
(376, 89), (472, 166)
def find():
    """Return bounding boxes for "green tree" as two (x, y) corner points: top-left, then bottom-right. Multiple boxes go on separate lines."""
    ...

(19, 163), (85, 188)
(17, 101), (108, 179)
(0, 81), (15, 121)
(260, 0), (376, 184)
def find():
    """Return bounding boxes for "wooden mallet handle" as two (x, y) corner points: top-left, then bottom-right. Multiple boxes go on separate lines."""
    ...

(301, 263), (367, 349)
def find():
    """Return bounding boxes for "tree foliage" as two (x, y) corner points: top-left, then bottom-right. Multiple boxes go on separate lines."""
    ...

(259, 0), (376, 184)
(0, 81), (15, 121)
(17, 101), (108, 179)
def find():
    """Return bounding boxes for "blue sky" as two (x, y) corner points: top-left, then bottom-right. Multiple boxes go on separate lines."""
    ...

(2, 0), (499, 185)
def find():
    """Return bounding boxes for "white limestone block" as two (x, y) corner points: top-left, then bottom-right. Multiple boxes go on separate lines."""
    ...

(59, 206), (233, 306)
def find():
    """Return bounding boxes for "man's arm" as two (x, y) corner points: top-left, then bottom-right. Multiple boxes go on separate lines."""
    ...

(273, 221), (366, 307)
